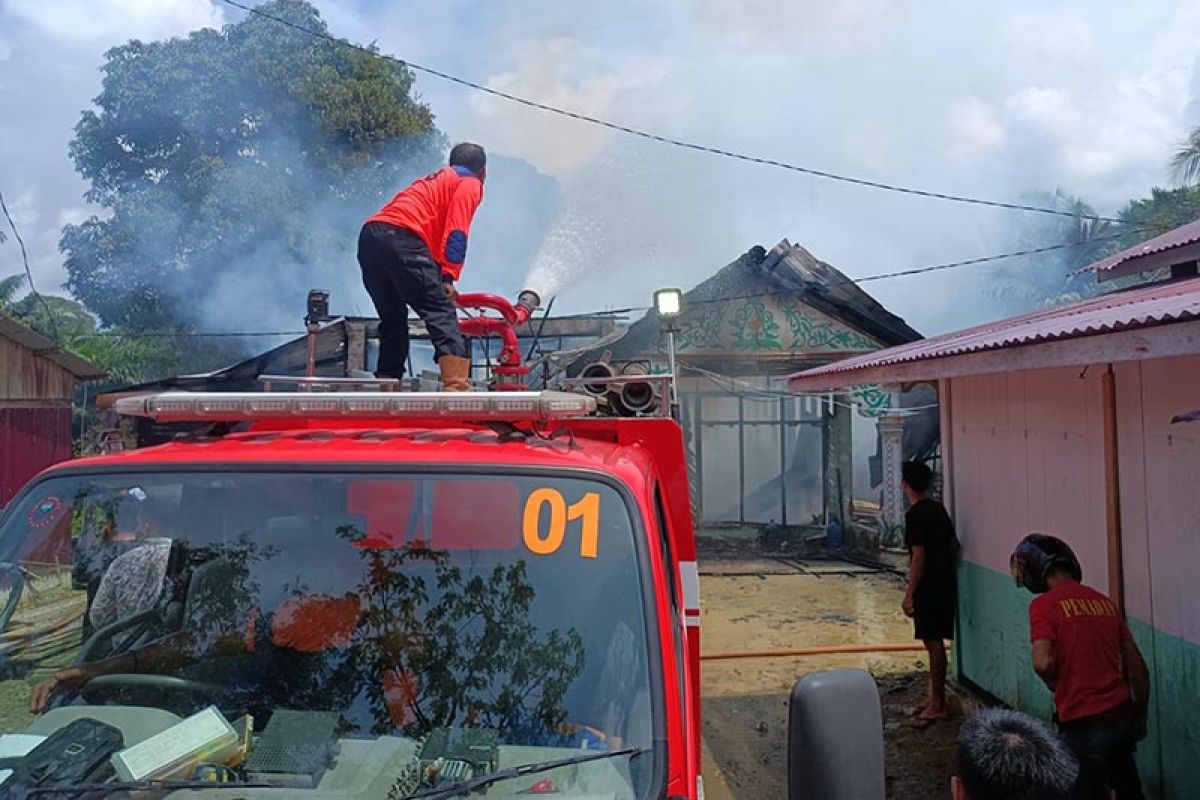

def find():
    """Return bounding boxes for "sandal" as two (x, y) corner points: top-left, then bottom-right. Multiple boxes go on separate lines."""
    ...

(909, 709), (952, 729)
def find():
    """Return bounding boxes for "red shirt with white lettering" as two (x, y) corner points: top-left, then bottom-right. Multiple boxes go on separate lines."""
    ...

(1029, 579), (1132, 723)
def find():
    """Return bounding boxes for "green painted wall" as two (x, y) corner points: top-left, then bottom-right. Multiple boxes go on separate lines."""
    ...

(957, 560), (1055, 719)
(958, 561), (1200, 799)
(1128, 619), (1200, 799)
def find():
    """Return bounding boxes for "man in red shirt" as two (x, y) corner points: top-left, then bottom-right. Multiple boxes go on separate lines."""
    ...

(1011, 534), (1150, 800)
(358, 143), (486, 390)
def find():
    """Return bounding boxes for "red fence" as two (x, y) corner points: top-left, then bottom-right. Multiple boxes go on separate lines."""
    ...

(0, 408), (72, 507)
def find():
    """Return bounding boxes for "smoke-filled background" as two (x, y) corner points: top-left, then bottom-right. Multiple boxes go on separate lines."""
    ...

(3, 0), (1200, 379)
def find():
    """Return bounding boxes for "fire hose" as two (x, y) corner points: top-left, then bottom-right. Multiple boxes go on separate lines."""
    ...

(700, 642), (939, 661)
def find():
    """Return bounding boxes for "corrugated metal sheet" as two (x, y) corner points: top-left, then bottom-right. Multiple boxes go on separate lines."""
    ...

(97, 321), (349, 406)
(1081, 218), (1200, 274)
(789, 276), (1200, 385)
(0, 408), (72, 506)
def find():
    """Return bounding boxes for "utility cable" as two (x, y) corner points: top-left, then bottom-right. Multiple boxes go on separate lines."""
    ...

(0, 189), (61, 342)
(72, 330), (306, 339)
(553, 227), (1147, 317)
(220, 0), (1124, 224)
(66, 226), (1143, 341)
(675, 359), (939, 412)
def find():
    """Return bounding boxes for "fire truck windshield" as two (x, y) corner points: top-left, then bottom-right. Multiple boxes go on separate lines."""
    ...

(0, 470), (657, 798)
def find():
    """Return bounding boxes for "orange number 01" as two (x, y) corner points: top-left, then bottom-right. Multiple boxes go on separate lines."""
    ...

(522, 489), (600, 558)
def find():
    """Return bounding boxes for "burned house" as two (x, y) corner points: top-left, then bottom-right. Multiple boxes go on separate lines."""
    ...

(568, 239), (925, 533)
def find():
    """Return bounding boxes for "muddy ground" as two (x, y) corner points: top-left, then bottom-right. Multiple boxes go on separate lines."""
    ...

(697, 552), (974, 800)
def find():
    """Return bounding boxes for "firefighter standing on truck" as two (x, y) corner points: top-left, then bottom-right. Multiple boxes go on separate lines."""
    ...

(358, 143), (486, 391)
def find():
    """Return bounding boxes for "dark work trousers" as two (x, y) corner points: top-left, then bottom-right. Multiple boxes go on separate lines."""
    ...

(357, 222), (466, 378)
(1060, 722), (1145, 800)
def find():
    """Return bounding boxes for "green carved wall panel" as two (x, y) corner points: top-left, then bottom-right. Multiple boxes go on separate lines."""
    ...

(676, 305), (726, 350)
(670, 295), (879, 354)
(782, 302), (876, 350)
(730, 298), (782, 350)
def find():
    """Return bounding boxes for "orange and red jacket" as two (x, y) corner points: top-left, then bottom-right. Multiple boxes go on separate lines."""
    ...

(366, 166), (484, 282)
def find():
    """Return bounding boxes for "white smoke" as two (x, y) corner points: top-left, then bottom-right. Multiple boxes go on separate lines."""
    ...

(4, 0), (1200, 341)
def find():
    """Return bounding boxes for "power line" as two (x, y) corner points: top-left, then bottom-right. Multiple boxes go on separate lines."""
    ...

(688, 228), (1146, 308)
(220, 0), (1124, 224)
(675, 359), (940, 412)
(73, 228), (1141, 341)
(74, 330), (305, 339)
(557, 228), (1147, 316)
(849, 230), (1144, 285)
(0, 189), (61, 342)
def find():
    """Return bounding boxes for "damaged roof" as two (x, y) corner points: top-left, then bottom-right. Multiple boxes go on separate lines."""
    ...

(595, 239), (921, 362)
(98, 320), (348, 405)
(789, 274), (1200, 390)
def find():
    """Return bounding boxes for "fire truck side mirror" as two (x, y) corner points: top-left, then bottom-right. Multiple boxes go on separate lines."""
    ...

(786, 668), (885, 800)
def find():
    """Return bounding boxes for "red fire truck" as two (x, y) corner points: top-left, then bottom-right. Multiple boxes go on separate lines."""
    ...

(0, 293), (882, 798)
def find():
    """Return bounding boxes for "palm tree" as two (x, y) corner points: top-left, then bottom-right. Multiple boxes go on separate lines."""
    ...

(1170, 128), (1200, 186)
(986, 191), (1116, 311)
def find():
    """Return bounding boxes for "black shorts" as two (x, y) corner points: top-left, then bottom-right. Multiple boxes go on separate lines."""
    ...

(913, 592), (955, 641)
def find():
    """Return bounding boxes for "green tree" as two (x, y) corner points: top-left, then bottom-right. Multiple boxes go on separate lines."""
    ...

(1170, 128), (1200, 186)
(3, 287), (236, 385)
(1115, 185), (1200, 240)
(61, 0), (442, 333)
(0, 274), (22, 307)
(987, 191), (1116, 311)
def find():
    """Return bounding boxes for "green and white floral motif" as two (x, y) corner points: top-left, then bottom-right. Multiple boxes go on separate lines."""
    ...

(880, 519), (906, 549)
(731, 298), (782, 350)
(675, 305), (725, 350)
(782, 303), (876, 351)
(851, 384), (891, 418)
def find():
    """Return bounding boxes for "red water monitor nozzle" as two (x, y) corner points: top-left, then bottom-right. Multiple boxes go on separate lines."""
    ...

(455, 289), (543, 390)
(515, 289), (541, 322)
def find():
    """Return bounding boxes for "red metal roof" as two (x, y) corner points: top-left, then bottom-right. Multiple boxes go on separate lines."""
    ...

(1081, 218), (1200, 274)
(789, 276), (1200, 388)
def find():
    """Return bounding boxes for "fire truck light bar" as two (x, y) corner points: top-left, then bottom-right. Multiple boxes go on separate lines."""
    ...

(113, 391), (597, 423)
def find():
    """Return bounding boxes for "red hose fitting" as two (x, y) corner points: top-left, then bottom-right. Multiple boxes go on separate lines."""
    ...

(454, 290), (541, 371)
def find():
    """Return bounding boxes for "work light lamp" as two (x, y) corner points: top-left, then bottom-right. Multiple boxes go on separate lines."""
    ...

(654, 288), (683, 318)
(654, 288), (683, 419)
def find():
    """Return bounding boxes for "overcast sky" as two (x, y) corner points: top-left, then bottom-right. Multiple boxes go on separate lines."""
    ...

(3, 0), (1200, 335)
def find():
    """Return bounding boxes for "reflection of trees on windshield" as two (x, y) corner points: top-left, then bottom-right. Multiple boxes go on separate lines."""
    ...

(66, 536), (274, 678)
(339, 525), (585, 740)
(176, 536), (272, 656)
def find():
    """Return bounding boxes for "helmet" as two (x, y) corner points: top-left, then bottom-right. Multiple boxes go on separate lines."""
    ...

(1010, 534), (1082, 594)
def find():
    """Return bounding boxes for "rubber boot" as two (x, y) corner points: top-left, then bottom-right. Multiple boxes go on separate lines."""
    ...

(438, 355), (472, 392)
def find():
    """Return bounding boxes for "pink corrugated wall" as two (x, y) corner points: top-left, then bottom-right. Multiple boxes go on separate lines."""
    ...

(0, 408), (73, 507)
(1115, 355), (1200, 642)
(948, 367), (1110, 586)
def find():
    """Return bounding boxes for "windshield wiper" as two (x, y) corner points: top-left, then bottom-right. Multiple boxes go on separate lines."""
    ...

(401, 747), (643, 800)
(26, 778), (270, 797)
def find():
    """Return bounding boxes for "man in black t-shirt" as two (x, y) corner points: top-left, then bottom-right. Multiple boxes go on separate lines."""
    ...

(901, 461), (959, 729)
